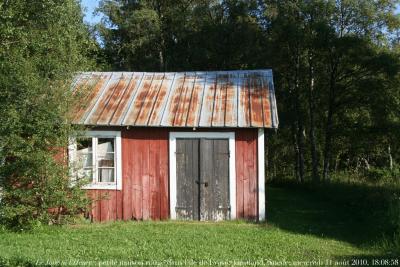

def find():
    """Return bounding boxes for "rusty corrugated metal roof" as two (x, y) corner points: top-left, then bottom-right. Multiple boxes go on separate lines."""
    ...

(71, 70), (278, 128)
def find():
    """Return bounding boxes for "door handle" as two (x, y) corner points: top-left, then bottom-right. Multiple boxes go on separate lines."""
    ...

(196, 181), (208, 187)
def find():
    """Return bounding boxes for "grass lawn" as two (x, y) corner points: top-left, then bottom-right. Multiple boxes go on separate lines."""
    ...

(0, 186), (392, 266)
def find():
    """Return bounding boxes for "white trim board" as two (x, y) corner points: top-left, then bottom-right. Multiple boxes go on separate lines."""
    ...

(258, 129), (266, 221)
(169, 131), (236, 220)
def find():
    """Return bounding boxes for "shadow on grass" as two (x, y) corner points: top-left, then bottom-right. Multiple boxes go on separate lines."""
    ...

(265, 183), (396, 250)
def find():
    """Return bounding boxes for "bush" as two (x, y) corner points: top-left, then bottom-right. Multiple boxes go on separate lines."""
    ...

(0, 149), (91, 230)
(0, 0), (97, 230)
(365, 166), (400, 185)
(386, 191), (400, 254)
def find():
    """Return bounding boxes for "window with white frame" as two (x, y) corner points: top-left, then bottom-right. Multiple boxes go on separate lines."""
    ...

(69, 131), (122, 190)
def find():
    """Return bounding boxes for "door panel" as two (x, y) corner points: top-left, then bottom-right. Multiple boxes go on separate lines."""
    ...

(213, 139), (230, 220)
(175, 137), (230, 221)
(199, 139), (212, 220)
(200, 139), (230, 221)
(176, 138), (199, 220)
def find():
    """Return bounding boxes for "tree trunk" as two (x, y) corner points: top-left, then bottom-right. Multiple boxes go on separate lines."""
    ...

(323, 98), (334, 181)
(292, 124), (300, 182)
(155, 1), (166, 71)
(293, 52), (305, 183)
(159, 50), (165, 71)
(388, 144), (393, 170)
(308, 53), (319, 183)
(297, 124), (305, 183)
(265, 132), (269, 182)
(362, 157), (370, 170)
(323, 61), (337, 181)
(292, 122), (305, 183)
(334, 152), (341, 172)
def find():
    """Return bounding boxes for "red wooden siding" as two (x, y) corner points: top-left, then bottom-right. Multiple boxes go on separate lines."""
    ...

(87, 127), (259, 221)
(235, 129), (258, 219)
(122, 128), (169, 220)
(87, 190), (122, 221)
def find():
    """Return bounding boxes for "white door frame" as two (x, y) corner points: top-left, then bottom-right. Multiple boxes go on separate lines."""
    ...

(257, 129), (266, 221)
(169, 131), (236, 220)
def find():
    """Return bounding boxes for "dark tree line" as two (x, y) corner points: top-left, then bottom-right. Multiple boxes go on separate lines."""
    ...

(97, 0), (400, 184)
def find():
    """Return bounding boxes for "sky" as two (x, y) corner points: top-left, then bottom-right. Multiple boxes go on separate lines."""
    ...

(82, 0), (101, 25)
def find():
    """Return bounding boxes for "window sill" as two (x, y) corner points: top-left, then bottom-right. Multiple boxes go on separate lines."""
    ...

(83, 183), (122, 190)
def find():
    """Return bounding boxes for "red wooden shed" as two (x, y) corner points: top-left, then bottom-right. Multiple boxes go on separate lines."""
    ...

(69, 70), (278, 222)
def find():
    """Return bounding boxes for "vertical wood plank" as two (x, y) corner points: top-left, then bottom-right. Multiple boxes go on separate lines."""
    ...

(95, 191), (101, 222)
(242, 132), (250, 219)
(176, 138), (199, 220)
(191, 139), (200, 220)
(235, 133), (244, 218)
(122, 131), (133, 220)
(235, 129), (258, 220)
(249, 131), (258, 219)
(141, 139), (150, 220)
(117, 190), (123, 220)
(215, 139), (230, 220)
(176, 139), (185, 218)
(107, 191), (114, 221)
(159, 129), (169, 219)
(199, 139), (211, 220)
(136, 138), (146, 219)
(87, 190), (95, 221)
(149, 133), (160, 220)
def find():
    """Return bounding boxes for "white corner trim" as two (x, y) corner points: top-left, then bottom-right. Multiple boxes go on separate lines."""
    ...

(258, 128), (266, 221)
(169, 135), (177, 219)
(70, 130), (122, 191)
(169, 131), (236, 220)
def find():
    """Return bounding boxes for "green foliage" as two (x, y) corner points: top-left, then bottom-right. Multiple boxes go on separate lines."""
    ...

(97, 0), (266, 71)
(365, 166), (400, 184)
(0, 0), (97, 230)
(264, 0), (400, 182)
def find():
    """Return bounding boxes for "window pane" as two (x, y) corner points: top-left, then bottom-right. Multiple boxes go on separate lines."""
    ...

(97, 138), (115, 168)
(78, 153), (93, 168)
(77, 137), (93, 168)
(98, 153), (114, 167)
(76, 137), (93, 181)
(98, 168), (114, 182)
(77, 137), (92, 152)
(98, 138), (114, 152)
